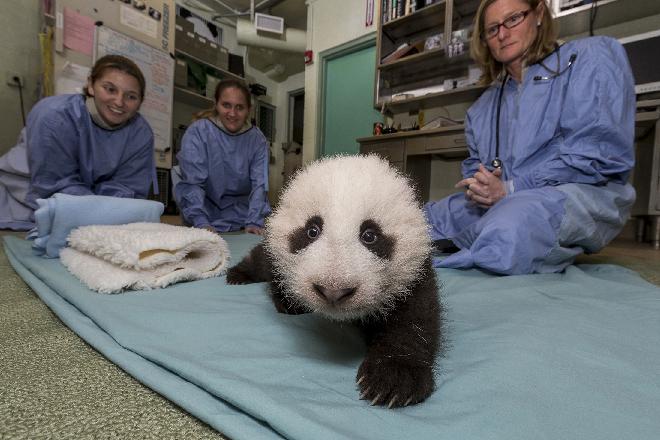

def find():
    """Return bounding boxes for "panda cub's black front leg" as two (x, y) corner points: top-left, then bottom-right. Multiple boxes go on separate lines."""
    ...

(226, 243), (273, 284)
(226, 243), (308, 315)
(356, 265), (440, 408)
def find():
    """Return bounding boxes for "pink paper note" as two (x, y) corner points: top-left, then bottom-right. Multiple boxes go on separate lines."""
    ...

(63, 7), (95, 56)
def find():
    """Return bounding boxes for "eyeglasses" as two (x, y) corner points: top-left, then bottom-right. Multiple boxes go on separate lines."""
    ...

(482, 9), (532, 40)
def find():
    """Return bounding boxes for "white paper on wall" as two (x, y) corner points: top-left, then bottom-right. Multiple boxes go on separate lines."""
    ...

(55, 61), (90, 95)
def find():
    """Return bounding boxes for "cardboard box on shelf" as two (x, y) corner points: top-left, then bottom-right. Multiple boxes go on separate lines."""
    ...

(194, 35), (209, 61)
(176, 30), (196, 56)
(175, 15), (194, 33)
(174, 59), (187, 87)
(216, 46), (229, 71)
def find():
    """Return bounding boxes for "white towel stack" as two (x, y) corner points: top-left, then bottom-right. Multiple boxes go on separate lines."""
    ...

(60, 222), (231, 293)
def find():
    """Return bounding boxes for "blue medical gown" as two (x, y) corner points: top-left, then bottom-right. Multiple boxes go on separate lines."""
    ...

(174, 119), (272, 232)
(0, 129), (32, 230)
(26, 94), (155, 206)
(424, 36), (636, 274)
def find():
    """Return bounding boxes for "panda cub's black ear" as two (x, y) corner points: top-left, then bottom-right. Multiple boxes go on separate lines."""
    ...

(359, 219), (395, 260)
(288, 215), (324, 253)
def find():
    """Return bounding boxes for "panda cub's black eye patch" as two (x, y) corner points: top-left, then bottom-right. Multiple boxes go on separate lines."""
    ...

(359, 219), (395, 260)
(289, 215), (324, 253)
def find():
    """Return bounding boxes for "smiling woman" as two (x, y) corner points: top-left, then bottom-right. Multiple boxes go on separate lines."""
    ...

(24, 54), (156, 211)
(87, 71), (141, 127)
(173, 79), (272, 236)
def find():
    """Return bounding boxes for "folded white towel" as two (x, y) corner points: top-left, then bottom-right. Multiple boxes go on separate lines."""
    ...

(60, 222), (231, 293)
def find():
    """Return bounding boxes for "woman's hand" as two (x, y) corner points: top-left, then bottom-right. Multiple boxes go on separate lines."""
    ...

(245, 225), (265, 235)
(455, 164), (506, 208)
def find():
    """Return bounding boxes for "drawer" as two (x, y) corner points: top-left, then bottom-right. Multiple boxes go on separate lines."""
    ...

(406, 133), (468, 155)
(359, 140), (405, 162)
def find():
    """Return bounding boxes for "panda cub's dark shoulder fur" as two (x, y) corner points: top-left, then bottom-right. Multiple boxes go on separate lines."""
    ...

(227, 155), (442, 408)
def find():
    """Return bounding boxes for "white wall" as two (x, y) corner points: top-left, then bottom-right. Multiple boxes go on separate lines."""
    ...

(0, 0), (41, 155)
(302, 0), (377, 164)
(270, 70), (305, 202)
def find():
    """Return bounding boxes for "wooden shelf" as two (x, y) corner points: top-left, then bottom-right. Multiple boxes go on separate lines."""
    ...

(174, 86), (213, 108)
(174, 49), (243, 82)
(380, 51), (473, 91)
(379, 84), (486, 114)
(380, 47), (471, 72)
(382, 1), (447, 42)
(557, 0), (660, 37)
(379, 47), (445, 70)
(357, 123), (465, 143)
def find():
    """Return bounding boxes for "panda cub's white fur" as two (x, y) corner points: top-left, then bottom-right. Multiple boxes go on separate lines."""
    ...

(227, 154), (442, 407)
(265, 154), (431, 321)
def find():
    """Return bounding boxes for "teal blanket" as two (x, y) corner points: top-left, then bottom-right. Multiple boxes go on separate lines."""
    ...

(4, 235), (660, 439)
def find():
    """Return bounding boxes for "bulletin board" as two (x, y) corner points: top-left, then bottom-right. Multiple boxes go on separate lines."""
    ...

(95, 26), (174, 154)
(54, 0), (175, 56)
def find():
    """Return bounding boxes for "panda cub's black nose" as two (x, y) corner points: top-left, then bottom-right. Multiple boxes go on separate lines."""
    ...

(313, 284), (356, 305)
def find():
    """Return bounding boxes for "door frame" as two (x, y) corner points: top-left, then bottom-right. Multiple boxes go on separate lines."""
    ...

(287, 87), (305, 147)
(316, 32), (377, 157)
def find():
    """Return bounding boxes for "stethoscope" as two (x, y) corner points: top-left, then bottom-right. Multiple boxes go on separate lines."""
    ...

(491, 45), (578, 169)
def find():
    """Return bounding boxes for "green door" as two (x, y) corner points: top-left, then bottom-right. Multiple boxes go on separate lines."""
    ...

(322, 43), (383, 157)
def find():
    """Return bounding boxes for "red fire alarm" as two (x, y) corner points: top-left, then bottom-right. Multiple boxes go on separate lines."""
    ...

(304, 50), (313, 65)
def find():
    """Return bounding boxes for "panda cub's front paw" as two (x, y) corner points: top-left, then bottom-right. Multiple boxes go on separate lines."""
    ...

(226, 266), (251, 284)
(356, 357), (435, 408)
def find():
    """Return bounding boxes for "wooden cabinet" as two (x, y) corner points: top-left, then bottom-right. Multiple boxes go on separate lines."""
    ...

(631, 100), (660, 248)
(358, 125), (468, 201)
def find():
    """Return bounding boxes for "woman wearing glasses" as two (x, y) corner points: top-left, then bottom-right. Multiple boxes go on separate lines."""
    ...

(424, 0), (636, 274)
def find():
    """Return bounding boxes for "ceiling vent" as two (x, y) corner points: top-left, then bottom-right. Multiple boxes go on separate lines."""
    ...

(255, 13), (284, 34)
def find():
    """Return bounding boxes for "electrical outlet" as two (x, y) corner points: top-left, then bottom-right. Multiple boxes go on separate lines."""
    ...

(5, 71), (24, 87)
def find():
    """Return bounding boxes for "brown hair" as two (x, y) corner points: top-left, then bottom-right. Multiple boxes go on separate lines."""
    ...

(193, 78), (252, 121)
(84, 54), (146, 100)
(470, 0), (558, 84)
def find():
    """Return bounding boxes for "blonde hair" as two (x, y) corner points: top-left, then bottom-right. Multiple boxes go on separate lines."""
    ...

(470, 0), (558, 84)
(193, 79), (251, 121)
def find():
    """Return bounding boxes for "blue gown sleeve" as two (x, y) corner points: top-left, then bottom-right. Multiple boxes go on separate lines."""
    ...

(27, 105), (95, 201)
(95, 122), (155, 199)
(461, 112), (482, 179)
(245, 134), (271, 228)
(513, 38), (636, 190)
(175, 124), (212, 228)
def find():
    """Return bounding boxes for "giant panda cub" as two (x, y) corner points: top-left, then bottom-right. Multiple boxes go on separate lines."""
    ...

(227, 154), (442, 408)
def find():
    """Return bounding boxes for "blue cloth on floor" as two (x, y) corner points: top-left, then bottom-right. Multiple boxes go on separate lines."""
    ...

(4, 234), (660, 440)
(29, 193), (164, 258)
